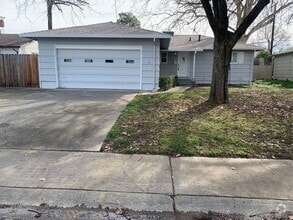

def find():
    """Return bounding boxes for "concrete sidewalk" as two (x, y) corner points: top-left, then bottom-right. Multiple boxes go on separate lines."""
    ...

(0, 150), (292, 215)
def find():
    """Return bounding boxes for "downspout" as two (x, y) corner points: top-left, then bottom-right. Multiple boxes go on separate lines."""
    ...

(192, 51), (197, 83)
(153, 38), (156, 91)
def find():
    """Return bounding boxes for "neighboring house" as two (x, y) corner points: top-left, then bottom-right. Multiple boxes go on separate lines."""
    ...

(0, 34), (38, 54)
(21, 22), (258, 91)
(273, 50), (293, 81)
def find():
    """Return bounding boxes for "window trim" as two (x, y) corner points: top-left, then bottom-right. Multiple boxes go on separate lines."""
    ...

(161, 52), (168, 64)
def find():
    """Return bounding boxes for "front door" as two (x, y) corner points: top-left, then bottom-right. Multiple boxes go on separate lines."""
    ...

(177, 52), (189, 77)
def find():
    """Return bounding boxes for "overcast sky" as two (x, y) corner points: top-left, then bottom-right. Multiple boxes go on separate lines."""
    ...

(0, 0), (292, 48)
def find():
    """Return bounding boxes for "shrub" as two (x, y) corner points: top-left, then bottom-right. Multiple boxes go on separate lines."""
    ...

(159, 76), (172, 91)
(173, 75), (178, 87)
(159, 75), (178, 91)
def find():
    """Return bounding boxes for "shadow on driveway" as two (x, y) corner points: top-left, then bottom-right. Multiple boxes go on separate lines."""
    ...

(0, 88), (136, 151)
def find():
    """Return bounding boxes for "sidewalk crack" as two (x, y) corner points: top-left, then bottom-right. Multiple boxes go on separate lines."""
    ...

(168, 157), (176, 214)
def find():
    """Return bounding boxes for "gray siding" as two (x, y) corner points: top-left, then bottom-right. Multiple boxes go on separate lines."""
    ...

(273, 53), (293, 81)
(38, 38), (160, 91)
(160, 52), (178, 76)
(189, 50), (254, 84)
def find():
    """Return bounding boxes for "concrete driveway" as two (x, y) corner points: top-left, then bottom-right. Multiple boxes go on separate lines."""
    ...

(0, 88), (136, 151)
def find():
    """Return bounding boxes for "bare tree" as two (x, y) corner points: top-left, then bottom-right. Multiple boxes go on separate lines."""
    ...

(137, 0), (293, 42)
(254, 24), (290, 52)
(231, 0), (293, 43)
(16, 0), (90, 30)
(200, 0), (270, 103)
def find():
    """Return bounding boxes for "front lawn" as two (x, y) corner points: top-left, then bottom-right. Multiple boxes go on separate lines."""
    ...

(103, 80), (293, 159)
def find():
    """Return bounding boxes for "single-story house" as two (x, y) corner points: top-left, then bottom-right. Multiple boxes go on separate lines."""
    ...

(161, 33), (259, 85)
(0, 34), (38, 54)
(273, 50), (293, 81)
(21, 22), (258, 90)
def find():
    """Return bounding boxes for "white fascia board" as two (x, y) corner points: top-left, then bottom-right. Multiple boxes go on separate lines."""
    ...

(20, 33), (171, 39)
(55, 45), (142, 50)
(166, 48), (204, 52)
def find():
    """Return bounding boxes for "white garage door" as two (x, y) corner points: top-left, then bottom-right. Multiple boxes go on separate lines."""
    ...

(57, 48), (141, 89)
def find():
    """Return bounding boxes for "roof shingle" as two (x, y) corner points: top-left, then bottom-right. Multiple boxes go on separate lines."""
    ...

(21, 22), (171, 39)
(0, 34), (32, 47)
(169, 35), (261, 51)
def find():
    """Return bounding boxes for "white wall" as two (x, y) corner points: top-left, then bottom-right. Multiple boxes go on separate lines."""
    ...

(19, 41), (38, 54)
(274, 53), (293, 81)
(189, 50), (254, 85)
(38, 38), (160, 90)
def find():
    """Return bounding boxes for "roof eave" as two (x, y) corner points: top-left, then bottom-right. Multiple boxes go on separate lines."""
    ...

(166, 47), (259, 52)
(20, 33), (171, 39)
(274, 51), (293, 56)
(0, 45), (21, 48)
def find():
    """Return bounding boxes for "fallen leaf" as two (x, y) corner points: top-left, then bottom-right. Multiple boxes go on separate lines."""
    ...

(114, 208), (124, 215)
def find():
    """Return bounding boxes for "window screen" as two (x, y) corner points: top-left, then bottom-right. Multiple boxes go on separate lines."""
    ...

(85, 59), (93, 63)
(64, 59), (72, 62)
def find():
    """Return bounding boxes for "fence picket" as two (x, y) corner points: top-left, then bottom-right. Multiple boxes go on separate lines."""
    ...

(0, 54), (39, 88)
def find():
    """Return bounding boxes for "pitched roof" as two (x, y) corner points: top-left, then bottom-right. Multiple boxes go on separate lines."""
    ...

(274, 49), (293, 56)
(21, 22), (171, 39)
(0, 34), (32, 48)
(168, 35), (261, 51)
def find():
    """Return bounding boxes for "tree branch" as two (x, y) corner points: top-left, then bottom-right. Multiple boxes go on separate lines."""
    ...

(200, 0), (217, 33)
(230, 0), (270, 47)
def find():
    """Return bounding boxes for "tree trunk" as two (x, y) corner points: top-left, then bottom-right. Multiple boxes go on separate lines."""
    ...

(47, 0), (53, 30)
(209, 38), (232, 104)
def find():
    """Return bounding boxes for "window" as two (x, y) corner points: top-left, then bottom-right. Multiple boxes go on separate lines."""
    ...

(64, 59), (72, 62)
(254, 58), (260, 65)
(161, 52), (168, 63)
(105, 59), (114, 63)
(231, 52), (238, 63)
(126, 60), (134, 64)
(85, 59), (93, 63)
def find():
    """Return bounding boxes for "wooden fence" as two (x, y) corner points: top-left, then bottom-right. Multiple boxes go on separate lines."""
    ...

(0, 54), (39, 87)
(253, 58), (272, 81)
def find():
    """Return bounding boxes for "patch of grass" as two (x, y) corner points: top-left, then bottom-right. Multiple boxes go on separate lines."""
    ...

(103, 84), (293, 159)
(254, 79), (293, 89)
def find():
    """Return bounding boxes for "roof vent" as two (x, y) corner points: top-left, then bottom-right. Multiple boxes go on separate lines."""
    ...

(189, 37), (192, 41)
(198, 35), (201, 41)
(163, 31), (174, 36)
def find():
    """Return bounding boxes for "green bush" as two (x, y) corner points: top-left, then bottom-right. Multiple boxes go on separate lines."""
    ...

(159, 75), (178, 91)
(159, 76), (172, 91)
(173, 75), (178, 87)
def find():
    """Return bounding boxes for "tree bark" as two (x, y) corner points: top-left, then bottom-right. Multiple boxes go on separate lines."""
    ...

(209, 38), (232, 104)
(47, 0), (53, 30)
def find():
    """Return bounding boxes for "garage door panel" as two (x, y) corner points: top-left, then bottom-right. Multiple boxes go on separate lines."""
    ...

(60, 74), (140, 83)
(57, 48), (141, 89)
(59, 67), (139, 75)
(58, 61), (140, 68)
(59, 82), (140, 90)
(58, 50), (140, 59)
